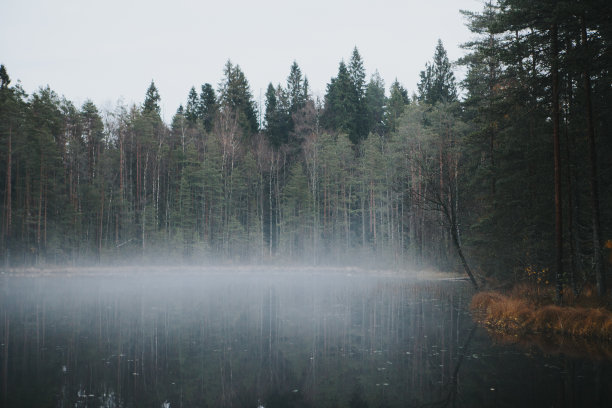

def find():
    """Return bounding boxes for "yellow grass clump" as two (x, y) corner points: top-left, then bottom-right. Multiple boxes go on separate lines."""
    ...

(470, 286), (612, 341)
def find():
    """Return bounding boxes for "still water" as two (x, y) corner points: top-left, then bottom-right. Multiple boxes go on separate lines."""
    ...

(1, 271), (610, 407)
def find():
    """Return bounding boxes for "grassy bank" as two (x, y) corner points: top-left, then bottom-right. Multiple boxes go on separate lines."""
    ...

(471, 284), (612, 341)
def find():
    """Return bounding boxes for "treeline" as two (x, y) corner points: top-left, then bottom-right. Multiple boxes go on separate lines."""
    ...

(1, 0), (611, 290)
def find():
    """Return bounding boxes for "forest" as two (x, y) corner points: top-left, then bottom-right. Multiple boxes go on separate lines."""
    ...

(0, 0), (610, 293)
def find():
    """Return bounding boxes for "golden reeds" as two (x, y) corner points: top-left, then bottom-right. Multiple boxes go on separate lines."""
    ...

(471, 286), (612, 341)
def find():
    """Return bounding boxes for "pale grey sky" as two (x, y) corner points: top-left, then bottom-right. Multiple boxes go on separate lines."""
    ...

(1, 0), (482, 122)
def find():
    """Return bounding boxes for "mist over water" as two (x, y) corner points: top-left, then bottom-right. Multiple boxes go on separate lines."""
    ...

(1, 270), (611, 407)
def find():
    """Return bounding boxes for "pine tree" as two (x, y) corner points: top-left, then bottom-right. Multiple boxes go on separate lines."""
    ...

(302, 77), (310, 101)
(386, 79), (409, 133)
(322, 48), (371, 144)
(0, 65), (9, 89)
(418, 40), (458, 105)
(264, 83), (282, 147)
(349, 47), (366, 99)
(364, 71), (385, 135)
(218, 60), (258, 136)
(185, 86), (199, 125)
(143, 80), (161, 116)
(322, 61), (358, 142)
(287, 61), (305, 113)
(349, 47), (368, 143)
(198, 83), (217, 133)
(80, 100), (104, 181)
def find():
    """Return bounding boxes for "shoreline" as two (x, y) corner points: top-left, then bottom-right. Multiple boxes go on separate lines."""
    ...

(471, 286), (612, 343)
(0, 264), (466, 280)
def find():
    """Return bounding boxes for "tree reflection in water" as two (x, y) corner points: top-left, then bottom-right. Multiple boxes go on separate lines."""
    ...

(0, 272), (610, 407)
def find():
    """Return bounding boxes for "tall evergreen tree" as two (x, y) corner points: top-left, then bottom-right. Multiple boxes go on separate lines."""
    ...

(185, 86), (199, 125)
(218, 60), (258, 136)
(0, 65), (9, 89)
(80, 100), (104, 181)
(349, 47), (368, 142)
(349, 47), (366, 99)
(322, 48), (371, 144)
(418, 40), (458, 105)
(143, 80), (161, 116)
(198, 83), (218, 133)
(287, 61), (305, 113)
(364, 71), (386, 135)
(264, 83), (289, 148)
(322, 61), (354, 136)
(386, 79), (409, 132)
(302, 77), (310, 101)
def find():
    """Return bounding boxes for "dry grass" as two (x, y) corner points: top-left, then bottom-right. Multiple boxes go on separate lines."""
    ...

(471, 285), (612, 341)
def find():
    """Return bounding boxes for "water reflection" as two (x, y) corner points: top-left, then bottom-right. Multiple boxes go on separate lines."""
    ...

(0, 272), (610, 407)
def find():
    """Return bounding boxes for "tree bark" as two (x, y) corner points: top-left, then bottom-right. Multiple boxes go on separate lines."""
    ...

(447, 196), (479, 290)
(551, 18), (563, 304)
(581, 14), (606, 297)
(4, 128), (11, 262)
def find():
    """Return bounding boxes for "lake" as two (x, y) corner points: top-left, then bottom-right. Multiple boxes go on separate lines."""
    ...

(1, 270), (611, 407)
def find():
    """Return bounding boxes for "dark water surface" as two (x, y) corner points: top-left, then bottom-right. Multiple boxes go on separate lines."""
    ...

(1, 271), (610, 407)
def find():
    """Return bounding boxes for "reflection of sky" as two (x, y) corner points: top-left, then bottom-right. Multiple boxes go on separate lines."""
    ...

(1, 0), (477, 122)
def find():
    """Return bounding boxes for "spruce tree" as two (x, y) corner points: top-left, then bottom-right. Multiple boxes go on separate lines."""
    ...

(386, 79), (409, 132)
(0, 65), (9, 89)
(218, 60), (259, 136)
(198, 83), (218, 133)
(287, 61), (305, 113)
(418, 40), (458, 105)
(322, 60), (360, 143)
(349, 47), (368, 143)
(185, 86), (199, 125)
(143, 80), (161, 116)
(264, 83), (281, 147)
(364, 71), (386, 135)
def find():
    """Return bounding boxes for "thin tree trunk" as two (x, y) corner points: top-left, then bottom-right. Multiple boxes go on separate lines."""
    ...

(43, 183), (47, 251)
(4, 128), (11, 264)
(361, 182), (366, 248)
(37, 152), (43, 263)
(564, 49), (578, 294)
(142, 152), (149, 256)
(581, 14), (606, 297)
(99, 187), (104, 262)
(565, 93), (578, 294)
(269, 156), (273, 257)
(551, 18), (563, 304)
(447, 203), (478, 290)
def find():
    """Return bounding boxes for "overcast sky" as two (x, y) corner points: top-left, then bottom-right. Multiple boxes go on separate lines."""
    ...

(1, 0), (482, 123)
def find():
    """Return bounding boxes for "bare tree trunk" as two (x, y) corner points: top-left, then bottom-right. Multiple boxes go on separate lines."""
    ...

(142, 152), (149, 256)
(269, 155), (274, 257)
(4, 128), (11, 265)
(361, 182), (366, 249)
(43, 183), (47, 252)
(260, 170), (264, 261)
(37, 151), (43, 264)
(447, 203), (479, 290)
(119, 131), (124, 198)
(565, 94), (578, 294)
(581, 14), (606, 297)
(98, 187), (104, 263)
(137, 143), (140, 205)
(551, 19), (564, 304)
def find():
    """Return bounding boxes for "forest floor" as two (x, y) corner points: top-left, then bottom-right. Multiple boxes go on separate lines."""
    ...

(471, 283), (612, 350)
